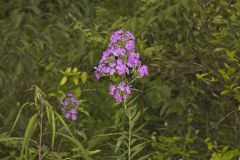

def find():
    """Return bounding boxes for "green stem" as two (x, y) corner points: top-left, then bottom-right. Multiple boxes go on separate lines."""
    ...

(121, 103), (124, 156)
(124, 102), (131, 160)
(38, 94), (44, 160)
(128, 114), (132, 160)
(129, 77), (138, 85)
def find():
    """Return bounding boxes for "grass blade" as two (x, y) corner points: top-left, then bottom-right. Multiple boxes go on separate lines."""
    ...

(55, 112), (74, 137)
(21, 113), (38, 159)
(10, 102), (34, 135)
(51, 109), (56, 150)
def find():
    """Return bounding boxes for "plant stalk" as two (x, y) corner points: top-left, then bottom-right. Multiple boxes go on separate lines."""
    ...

(38, 95), (44, 160)
(124, 102), (132, 160)
(128, 112), (132, 160)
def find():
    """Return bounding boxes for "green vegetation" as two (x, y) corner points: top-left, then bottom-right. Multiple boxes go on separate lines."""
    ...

(1, 0), (240, 159)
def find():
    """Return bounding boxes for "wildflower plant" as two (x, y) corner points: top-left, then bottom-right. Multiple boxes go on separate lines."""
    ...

(95, 30), (149, 159)
(62, 93), (79, 121)
(95, 30), (148, 102)
(58, 67), (90, 121)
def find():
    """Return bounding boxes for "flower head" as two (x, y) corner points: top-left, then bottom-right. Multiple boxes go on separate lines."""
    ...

(111, 30), (123, 43)
(138, 65), (148, 77)
(114, 92), (122, 102)
(109, 82), (132, 102)
(125, 40), (135, 51)
(125, 85), (131, 94)
(63, 100), (69, 107)
(67, 92), (73, 97)
(71, 114), (77, 121)
(118, 82), (126, 91)
(94, 29), (148, 103)
(62, 94), (79, 120)
(70, 108), (77, 114)
(65, 112), (70, 119)
(109, 84), (116, 95)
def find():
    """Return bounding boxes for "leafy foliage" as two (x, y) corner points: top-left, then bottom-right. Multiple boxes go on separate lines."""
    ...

(1, 0), (240, 159)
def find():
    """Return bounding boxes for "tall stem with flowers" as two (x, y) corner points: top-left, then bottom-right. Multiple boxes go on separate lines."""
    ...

(95, 30), (148, 159)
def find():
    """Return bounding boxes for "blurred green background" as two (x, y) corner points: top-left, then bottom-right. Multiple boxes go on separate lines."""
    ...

(1, 0), (240, 159)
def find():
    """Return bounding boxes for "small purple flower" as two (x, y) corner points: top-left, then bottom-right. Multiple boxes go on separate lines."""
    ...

(118, 82), (126, 91)
(109, 84), (116, 95)
(67, 93), (73, 97)
(116, 59), (123, 65)
(63, 100), (69, 106)
(125, 85), (131, 94)
(109, 62), (116, 68)
(114, 92), (122, 102)
(122, 31), (135, 41)
(65, 112), (70, 119)
(138, 65), (148, 77)
(70, 108), (77, 114)
(111, 30), (123, 43)
(109, 68), (115, 75)
(116, 63), (127, 75)
(71, 97), (77, 103)
(71, 114), (77, 121)
(118, 48), (126, 56)
(94, 68), (100, 79)
(127, 53), (141, 68)
(69, 97), (80, 105)
(123, 94), (128, 100)
(101, 50), (111, 61)
(75, 101), (80, 106)
(125, 40), (135, 51)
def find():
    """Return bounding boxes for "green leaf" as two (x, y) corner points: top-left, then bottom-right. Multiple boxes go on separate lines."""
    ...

(10, 102), (34, 135)
(60, 76), (67, 85)
(219, 69), (229, 81)
(226, 50), (236, 60)
(196, 73), (208, 79)
(73, 67), (78, 73)
(81, 72), (88, 84)
(0, 136), (37, 146)
(14, 61), (23, 77)
(221, 149), (240, 160)
(44, 101), (51, 125)
(21, 113), (38, 159)
(56, 132), (91, 160)
(13, 14), (24, 28)
(73, 76), (79, 85)
(131, 143), (145, 159)
(25, 6), (41, 15)
(78, 107), (89, 116)
(65, 67), (72, 73)
(55, 112), (74, 137)
(73, 87), (81, 97)
(213, 48), (225, 53)
(213, 15), (228, 24)
(144, 47), (155, 57)
(51, 109), (56, 150)
(115, 134), (126, 153)
(88, 150), (101, 155)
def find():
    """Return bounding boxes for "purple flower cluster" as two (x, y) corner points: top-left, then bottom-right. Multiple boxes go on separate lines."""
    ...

(109, 82), (131, 102)
(94, 30), (149, 102)
(62, 93), (79, 120)
(94, 30), (148, 79)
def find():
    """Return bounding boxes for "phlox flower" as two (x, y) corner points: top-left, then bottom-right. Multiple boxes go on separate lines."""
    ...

(62, 93), (79, 120)
(95, 29), (149, 102)
(138, 65), (148, 77)
(109, 82), (132, 102)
